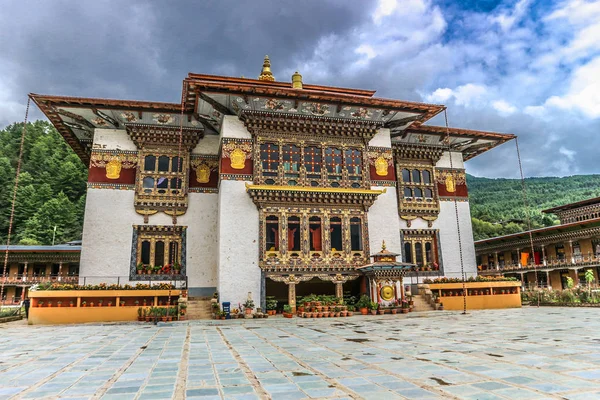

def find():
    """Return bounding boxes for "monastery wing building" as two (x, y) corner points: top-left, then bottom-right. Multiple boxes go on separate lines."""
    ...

(30, 57), (514, 308)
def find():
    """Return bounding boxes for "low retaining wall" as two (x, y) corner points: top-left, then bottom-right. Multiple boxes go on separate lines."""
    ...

(428, 281), (522, 310)
(28, 290), (181, 325)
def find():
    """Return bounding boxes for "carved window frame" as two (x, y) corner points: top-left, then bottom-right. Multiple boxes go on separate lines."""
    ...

(254, 137), (368, 189)
(401, 229), (441, 271)
(396, 160), (440, 224)
(258, 207), (369, 270)
(130, 225), (186, 280)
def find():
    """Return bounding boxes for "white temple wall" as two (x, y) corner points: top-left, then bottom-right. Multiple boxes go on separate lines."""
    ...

(369, 128), (392, 148)
(79, 189), (219, 291)
(216, 180), (260, 308)
(221, 116), (251, 139)
(437, 151), (465, 169)
(368, 186), (402, 255)
(192, 135), (220, 155)
(92, 128), (137, 150)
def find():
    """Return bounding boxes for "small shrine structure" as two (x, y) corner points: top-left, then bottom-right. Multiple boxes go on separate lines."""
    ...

(357, 241), (414, 304)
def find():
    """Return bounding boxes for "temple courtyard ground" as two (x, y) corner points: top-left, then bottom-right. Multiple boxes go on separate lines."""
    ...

(1, 308), (600, 400)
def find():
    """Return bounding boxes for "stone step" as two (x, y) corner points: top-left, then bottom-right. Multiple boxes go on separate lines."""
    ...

(186, 298), (213, 320)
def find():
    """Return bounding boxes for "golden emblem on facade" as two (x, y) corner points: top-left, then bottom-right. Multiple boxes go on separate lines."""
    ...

(230, 148), (247, 169)
(375, 156), (388, 176)
(445, 173), (456, 193)
(380, 285), (394, 301)
(105, 158), (122, 179)
(196, 163), (211, 183)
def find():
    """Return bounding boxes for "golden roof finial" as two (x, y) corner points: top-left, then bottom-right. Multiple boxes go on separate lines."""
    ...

(258, 55), (275, 81)
(292, 71), (303, 89)
(381, 240), (387, 251)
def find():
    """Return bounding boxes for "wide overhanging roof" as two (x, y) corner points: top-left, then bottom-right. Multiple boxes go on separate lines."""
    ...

(543, 196), (600, 214)
(393, 125), (516, 161)
(474, 217), (600, 249)
(30, 67), (515, 165)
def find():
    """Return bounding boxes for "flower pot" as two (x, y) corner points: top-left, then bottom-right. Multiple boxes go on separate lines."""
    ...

(391, 309), (397, 314)
(137, 270), (142, 275)
(360, 307), (368, 315)
(401, 308), (409, 314)
(378, 310), (385, 315)
(69, 304), (74, 307)
(245, 309), (252, 315)
(347, 311), (353, 316)
(284, 313), (293, 318)
(370, 310), (377, 315)
(145, 316), (151, 322)
(341, 311), (347, 317)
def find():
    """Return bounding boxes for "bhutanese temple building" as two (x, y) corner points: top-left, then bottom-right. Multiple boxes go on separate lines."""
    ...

(30, 56), (514, 309)
(476, 197), (600, 289)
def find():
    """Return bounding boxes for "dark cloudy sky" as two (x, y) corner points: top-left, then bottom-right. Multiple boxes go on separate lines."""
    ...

(2, 0), (599, 178)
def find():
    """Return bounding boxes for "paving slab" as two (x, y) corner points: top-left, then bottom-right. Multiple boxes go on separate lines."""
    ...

(1, 308), (600, 399)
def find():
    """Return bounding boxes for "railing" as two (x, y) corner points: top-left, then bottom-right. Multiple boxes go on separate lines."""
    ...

(480, 253), (600, 274)
(0, 274), (80, 284)
(0, 297), (22, 306)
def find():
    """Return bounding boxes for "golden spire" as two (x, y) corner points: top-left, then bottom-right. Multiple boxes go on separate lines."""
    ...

(292, 71), (303, 89)
(258, 55), (275, 81)
(381, 240), (387, 251)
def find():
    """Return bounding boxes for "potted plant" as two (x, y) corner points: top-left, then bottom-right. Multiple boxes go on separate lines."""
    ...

(137, 307), (143, 321)
(356, 295), (371, 315)
(69, 300), (74, 308)
(57, 301), (62, 308)
(401, 299), (409, 313)
(120, 300), (125, 307)
(369, 301), (378, 315)
(38, 301), (44, 308)
(145, 308), (151, 322)
(98, 300), (103, 307)
(391, 300), (398, 314)
(266, 296), (278, 315)
(346, 306), (354, 317)
(137, 262), (144, 275)
(107, 301), (113, 307)
(243, 299), (255, 315)
(438, 302), (444, 311)
(283, 304), (293, 318)
(81, 301), (86, 307)
(47, 301), (53, 308)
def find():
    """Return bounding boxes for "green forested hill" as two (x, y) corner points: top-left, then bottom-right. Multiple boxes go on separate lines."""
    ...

(2, 121), (600, 245)
(0, 121), (87, 245)
(468, 174), (600, 240)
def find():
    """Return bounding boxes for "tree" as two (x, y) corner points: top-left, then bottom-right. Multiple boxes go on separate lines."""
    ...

(18, 192), (80, 245)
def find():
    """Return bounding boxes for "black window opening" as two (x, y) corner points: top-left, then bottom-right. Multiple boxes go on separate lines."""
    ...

(330, 217), (343, 253)
(350, 217), (363, 251)
(288, 216), (301, 253)
(266, 216), (279, 252)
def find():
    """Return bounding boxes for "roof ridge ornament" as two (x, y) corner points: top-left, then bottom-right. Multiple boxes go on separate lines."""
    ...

(292, 71), (303, 89)
(258, 55), (275, 81)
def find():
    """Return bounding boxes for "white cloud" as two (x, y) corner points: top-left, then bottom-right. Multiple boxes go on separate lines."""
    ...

(559, 146), (576, 160)
(544, 56), (600, 118)
(492, 100), (518, 115)
(491, 0), (532, 32)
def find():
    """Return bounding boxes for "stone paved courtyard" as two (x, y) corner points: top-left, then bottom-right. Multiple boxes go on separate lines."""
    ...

(1, 308), (600, 400)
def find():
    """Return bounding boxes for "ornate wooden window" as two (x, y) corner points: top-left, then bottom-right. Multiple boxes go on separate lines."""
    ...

(345, 149), (362, 187)
(402, 229), (439, 270)
(309, 216), (322, 252)
(140, 153), (184, 196)
(304, 146), (322, 184)
(400, 167), (435, 201)
(325, 147), (343, 184)
(350, 217), (363, 252)
(260, 143), (279, 178)
(265, 216), (279, 254)
(397, 161), (439, 226)
(259, 208), (368, 270)
(132, 225), (186, 279)
(256, 138), (366, 189)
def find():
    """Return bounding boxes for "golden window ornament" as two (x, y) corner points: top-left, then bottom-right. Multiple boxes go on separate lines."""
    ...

(105, 158), (122, 179)
(196, 164), (211, 183)
(375, 156), (388, 176)
(445, 173), (456, 193)
(230, 148), (247, 169)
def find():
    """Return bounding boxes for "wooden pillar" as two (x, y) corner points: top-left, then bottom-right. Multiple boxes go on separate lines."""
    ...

(545, 271), (550, 288)
(288, 282), (296, 313)
(23, 262), (28, 277)
(335, 282), (343, 300)
(494, 252), (499, 270)
(517, 248), (521, 267)
(58, 262), (63, 281)
(541, 245), (547, 266)
(569, 240), (574, 264)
